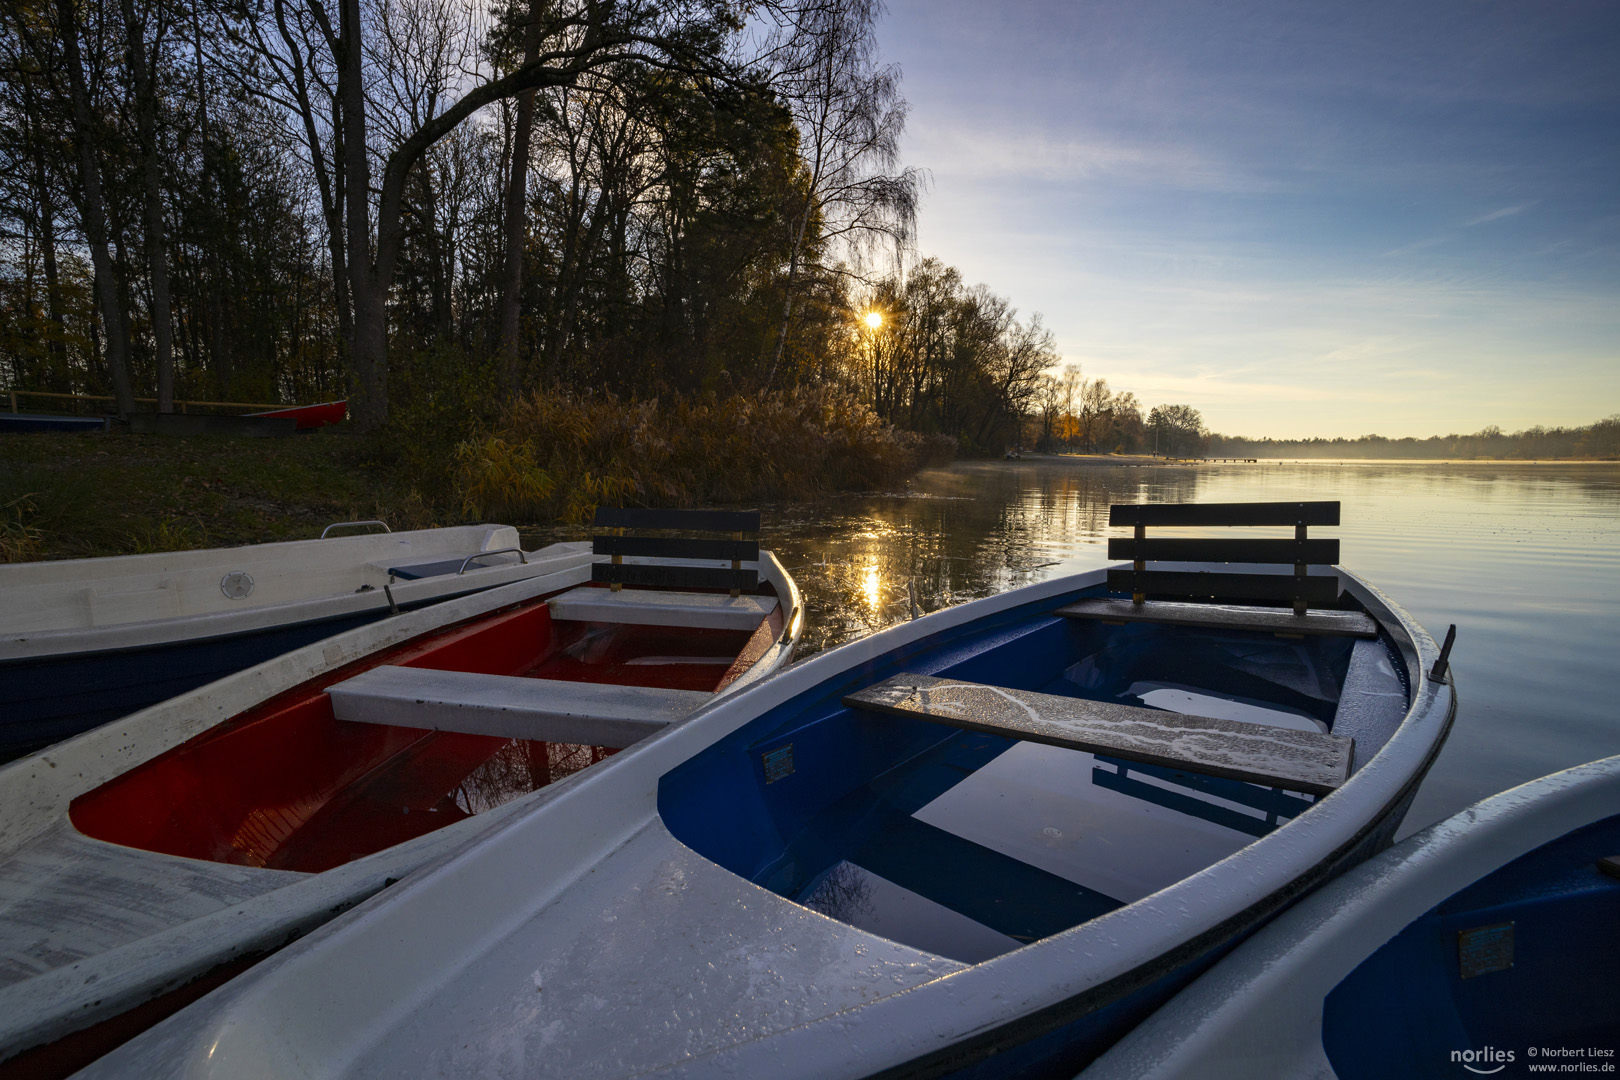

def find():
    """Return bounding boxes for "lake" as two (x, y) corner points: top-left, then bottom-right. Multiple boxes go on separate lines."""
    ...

(748, 458), (1620, 837)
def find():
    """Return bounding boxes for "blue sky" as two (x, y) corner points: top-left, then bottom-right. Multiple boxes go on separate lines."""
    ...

(878, 0), (1620, 438)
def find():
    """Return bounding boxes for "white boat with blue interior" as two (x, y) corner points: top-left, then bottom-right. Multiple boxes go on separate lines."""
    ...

(1079, 754), (1620, 1080)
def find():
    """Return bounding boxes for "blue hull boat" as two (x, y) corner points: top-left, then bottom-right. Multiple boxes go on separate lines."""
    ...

(1081, 755), (1620, 1080)
(0, 526), (592, 759)
(77, 511), (1455, 1080)
(0, 413), (109, 433)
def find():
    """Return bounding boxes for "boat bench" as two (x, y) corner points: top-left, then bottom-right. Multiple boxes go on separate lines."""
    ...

(326, 665), (711, 748)
(844, 673), (1353, 795)
(1057, 501), (1378, 638)
(549, 507), (777, 631)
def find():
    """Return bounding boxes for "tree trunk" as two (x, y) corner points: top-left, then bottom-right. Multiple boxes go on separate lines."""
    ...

(498, 2), (541, 388)
(338, 0), (386, 429)
(122, 0), (175, 412)
(56, 0), (135, 418)
(33, 140), (68, 384)
(762, 204), (812, 388)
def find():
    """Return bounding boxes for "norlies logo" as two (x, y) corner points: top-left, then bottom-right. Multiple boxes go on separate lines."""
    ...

(1454, 1047), (1516, 1075)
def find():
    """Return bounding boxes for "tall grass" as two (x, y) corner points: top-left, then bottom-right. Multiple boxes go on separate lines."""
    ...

(478, 385), (956, 522)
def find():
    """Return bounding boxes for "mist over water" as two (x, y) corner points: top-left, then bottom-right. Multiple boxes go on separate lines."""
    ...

(749, 460), (1620, 836)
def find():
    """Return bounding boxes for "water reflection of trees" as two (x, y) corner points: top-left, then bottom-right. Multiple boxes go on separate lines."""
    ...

(451, 740), (613, 815)
(763, 464), (1211, 656)
(527, 459), (1618, 662)
(803, 862), (875, 925)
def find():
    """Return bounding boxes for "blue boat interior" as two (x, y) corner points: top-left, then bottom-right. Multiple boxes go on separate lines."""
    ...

(660, 583), (1411, 964)
(1323, 813), (1620, 1079)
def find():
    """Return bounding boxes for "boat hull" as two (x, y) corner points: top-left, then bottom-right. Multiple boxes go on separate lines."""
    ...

(1, 606), (390, 759)
(1079, 755), (1620, 1080)
(0, 530), (591, 757)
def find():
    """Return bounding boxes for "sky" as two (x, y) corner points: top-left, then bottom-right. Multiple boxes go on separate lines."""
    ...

(876, 0), (1620, 439)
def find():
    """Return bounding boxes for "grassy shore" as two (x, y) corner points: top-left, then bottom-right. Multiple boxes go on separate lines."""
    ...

(2, 387), (956, 562)
(0, 430), (438, 561)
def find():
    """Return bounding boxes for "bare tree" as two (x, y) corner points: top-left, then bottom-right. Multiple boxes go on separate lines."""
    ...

(120, 0), (176, 411)
(1058, 363), (1081, 452)
(497, 0), (541, 383)
(1075, 375), (1113, 452)
(49, 0), (136, 417)
(760, 0), (919, 387)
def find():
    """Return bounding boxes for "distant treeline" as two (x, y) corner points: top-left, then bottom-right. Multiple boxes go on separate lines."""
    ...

(1207, 417), (1620, 460)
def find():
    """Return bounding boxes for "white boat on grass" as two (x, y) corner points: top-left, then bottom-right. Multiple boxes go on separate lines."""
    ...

(77, 501), (1455, 1079)
(0, 509), (800, 1075)
(0, 522), (589, 757)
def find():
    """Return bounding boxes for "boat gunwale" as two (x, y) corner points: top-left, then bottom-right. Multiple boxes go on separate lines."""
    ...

(78, 562), (1454, 1079)
(0, 530), (587, 661)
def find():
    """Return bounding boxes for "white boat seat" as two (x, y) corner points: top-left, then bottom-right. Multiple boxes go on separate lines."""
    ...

(844, 673), (1353, 795)
(326, 665), (712, 748)
(549, 587), (777, 631)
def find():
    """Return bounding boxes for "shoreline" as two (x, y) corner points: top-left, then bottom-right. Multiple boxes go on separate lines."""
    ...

(989, 454), (1620, 467)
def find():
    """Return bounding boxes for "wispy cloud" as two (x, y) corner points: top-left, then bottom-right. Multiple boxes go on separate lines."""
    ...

(907, 125), (1276, 195)
(1464, 203), (1533, 227)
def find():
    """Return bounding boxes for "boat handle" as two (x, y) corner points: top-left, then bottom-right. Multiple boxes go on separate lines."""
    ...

(779, 603), (801, 645)
(458, 548), (527, 574)
(321, 520), (390, 538)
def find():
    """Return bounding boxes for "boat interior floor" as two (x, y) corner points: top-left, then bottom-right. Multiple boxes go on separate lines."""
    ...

(63, 598), (779, 876)
(669, 614), (1409, 968)
(0, 820), (304, 989)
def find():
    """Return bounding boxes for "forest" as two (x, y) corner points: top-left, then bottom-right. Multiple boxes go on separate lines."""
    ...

(0, 0), (1086, 469)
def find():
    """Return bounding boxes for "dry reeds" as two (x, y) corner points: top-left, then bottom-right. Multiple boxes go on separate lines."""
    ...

(471, 385), (955, 522)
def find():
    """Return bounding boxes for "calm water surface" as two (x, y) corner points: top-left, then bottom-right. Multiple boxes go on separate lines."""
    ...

(745, 459), (1620, 836)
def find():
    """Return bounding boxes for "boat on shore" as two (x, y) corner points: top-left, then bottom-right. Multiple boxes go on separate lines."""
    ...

(0, 510), (801, 1075)
(0, 524), (587, 757)
(1078, 754), (1620, 1080)
(76, 502), (1455, 1079)
(244, 399), (348, 431)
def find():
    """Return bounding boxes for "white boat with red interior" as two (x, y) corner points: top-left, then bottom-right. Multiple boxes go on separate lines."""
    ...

(0, 508), (800, 1076)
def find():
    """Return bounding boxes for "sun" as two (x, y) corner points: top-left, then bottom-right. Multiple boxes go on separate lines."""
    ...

(863, 311), (883, 329)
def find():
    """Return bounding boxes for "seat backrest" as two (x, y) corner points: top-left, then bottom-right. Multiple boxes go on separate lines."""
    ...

(1106, 501), (1341, 615)
(590, 507), (762, 595)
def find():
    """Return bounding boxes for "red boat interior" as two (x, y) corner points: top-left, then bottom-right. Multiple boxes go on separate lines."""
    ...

(71, 589), (782, 873)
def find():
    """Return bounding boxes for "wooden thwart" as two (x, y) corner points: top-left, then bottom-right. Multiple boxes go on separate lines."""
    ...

(590, 506), (762, 598)
(327, 665), (711, 748)
(844, 673), (1353, 795)
(591, 562), (758, 592)
(1059, 597), (1378, 638)
(1109, 501), (1340, 528)
(1106, 537), (1339, 564)
(550, 587), (777, 630)
(1102, 570), (1339, 606)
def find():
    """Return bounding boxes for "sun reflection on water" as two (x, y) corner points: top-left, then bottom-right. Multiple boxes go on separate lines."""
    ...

(861, 565), (883, 610)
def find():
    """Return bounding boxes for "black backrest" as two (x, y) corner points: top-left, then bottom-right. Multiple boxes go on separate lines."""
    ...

(1106, 501), (1342, 612)
(590, 507), (761, 594)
